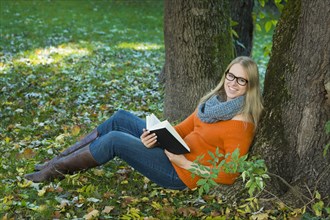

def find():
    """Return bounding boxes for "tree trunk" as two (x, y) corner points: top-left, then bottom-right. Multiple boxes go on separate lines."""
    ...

(253, 0), (330, 204)
(163, 0), (234, 121)
(230, 0), (254, 56)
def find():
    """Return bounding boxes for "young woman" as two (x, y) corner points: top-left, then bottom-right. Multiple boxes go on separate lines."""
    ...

(25, 56), (263, 190)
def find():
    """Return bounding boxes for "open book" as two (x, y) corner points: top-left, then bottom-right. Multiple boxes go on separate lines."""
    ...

(146, 114), (190, 155)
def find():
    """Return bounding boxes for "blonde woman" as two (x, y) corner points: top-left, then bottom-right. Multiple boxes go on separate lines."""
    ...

(25, 56), (263, 190)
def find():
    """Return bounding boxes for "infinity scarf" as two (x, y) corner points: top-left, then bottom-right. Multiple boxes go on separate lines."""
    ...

(197, 95), (244, 123)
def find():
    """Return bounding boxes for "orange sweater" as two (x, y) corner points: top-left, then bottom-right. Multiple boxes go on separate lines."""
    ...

(173, 111), (255, 189)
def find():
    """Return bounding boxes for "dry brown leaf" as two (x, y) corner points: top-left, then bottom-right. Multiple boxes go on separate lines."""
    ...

(102, 206), (114, 214)
(84, 209), (99, 220)
(103, 191), (115, 199)
(55, 186), (64, 193)
(163, 206), (175, 215)
(177, 207), (199, 217)
(251, 213), (269, 220)
(46, 186), (55, 192)
(52, 211), (61, 219)
(99, 104), (108, 111)
(20, 148), (36, 159)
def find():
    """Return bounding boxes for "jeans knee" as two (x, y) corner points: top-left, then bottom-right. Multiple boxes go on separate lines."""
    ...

(98, 110), (128, 134)
(113, 109), (129, 120)
(104, 131), (123, 143)
(90, 131), (123, 164)
(109, 110), (128, 125)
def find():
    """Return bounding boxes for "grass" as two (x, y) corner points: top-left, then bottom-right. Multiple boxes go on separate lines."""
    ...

(0, 0), (296, 219)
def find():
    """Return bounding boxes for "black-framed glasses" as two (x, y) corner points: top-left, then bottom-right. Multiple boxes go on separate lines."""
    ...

(225, 72), (248, 86)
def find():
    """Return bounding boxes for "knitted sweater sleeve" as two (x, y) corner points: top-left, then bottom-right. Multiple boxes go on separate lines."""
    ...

(214, 129), (253, 185)
(174, 112), (195, 139)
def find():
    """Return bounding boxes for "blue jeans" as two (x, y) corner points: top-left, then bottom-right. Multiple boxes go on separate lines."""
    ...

(89, 110), (187, 190)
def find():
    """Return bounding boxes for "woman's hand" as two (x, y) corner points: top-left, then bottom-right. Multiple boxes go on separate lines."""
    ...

(140, 129), (158, 148)
(164, 150), (192, 170)
(165, 150), (210, 175)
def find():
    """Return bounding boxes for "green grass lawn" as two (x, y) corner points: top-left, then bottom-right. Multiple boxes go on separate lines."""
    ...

(0, 1), (293, 219)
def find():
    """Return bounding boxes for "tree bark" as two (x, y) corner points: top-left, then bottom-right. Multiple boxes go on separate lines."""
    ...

(163, 0), (234, 121)
(253, 0), (330, 203)
(230, 0), (254, 56)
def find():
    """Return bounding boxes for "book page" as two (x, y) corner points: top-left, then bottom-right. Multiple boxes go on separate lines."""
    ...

(146, 113), (161, 130)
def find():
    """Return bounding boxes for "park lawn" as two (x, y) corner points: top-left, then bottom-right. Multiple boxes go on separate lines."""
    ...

(0, 0), (293, 219)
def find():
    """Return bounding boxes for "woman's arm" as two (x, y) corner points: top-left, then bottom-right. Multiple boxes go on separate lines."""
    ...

(164, 150), (210, 175)
(164, 150), (193, 169)
(174, 111), (196, 138)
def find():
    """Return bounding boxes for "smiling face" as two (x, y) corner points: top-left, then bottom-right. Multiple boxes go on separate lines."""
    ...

(224, 63), (248, 101)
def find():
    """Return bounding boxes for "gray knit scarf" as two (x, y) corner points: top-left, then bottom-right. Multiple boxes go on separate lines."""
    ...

(197, 95), (244, 123)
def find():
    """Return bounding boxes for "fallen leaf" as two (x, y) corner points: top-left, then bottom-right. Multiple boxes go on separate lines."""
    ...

(52, 211), (61, 219)
(121, 180), (128, 184)
(56, 198), (71, 209)
(21, 148), (36, 159)
(84, 209), (99, 220)
(55, 134), (66, 143)
(87, 197), (100, 203)
(178, 207), (199, 217)
(251, 213), (269, 220)
(93, 169), (104, 176)
(55, 186), (63, 193)
(38, 188), (46, 197)
(72, 125), (81, 136)
(46, 186), (55, 192)
(62, 124), (69, 132)
(151, 201), (162, 210)
(17, 179), (32, 188)
(103, 191), (115, 199)
(99, 104), (108, 111)
(120, 196), (138, 208)
(38, 204), (47, 212)
(141, 197), (149, 202)
(163, 206), (175, 215)
(5, 137), (11, 143)
(102, 206), (114, 214)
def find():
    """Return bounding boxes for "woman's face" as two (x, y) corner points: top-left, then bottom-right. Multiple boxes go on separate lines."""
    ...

(224, 63), (248, 101)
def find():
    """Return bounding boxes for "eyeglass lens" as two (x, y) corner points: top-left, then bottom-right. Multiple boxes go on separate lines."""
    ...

(226, 72), (248, 86)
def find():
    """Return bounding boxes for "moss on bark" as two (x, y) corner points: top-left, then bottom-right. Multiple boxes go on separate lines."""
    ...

(253, 0), (302, 193)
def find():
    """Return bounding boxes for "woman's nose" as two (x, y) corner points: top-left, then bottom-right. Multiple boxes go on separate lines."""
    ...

(229, 79), (238, 86)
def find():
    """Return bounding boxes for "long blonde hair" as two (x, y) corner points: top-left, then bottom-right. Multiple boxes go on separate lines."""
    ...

(200, 56), (263, 128)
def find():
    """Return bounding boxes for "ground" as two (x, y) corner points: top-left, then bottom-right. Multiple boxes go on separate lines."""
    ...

(1, 0), (318, 219)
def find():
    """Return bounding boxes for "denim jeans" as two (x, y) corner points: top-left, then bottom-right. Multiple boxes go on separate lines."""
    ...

(89, 110), (187, 190)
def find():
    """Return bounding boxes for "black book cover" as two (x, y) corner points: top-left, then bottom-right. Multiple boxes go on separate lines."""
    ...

(150, 128), (190, 154)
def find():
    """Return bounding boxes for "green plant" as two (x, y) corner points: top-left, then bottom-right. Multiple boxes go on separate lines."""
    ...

(301, 191), (330, 219)
(190, 148), (269, 196)
(0, 0), (289, 218)
(253, 0), (285, 56)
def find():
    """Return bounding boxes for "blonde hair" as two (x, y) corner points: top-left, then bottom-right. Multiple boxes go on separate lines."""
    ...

(200, 56), (263, 129)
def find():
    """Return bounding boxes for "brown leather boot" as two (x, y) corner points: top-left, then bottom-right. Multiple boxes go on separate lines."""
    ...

(34, 129), (98, 171)
(25, 145), (99, 182)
